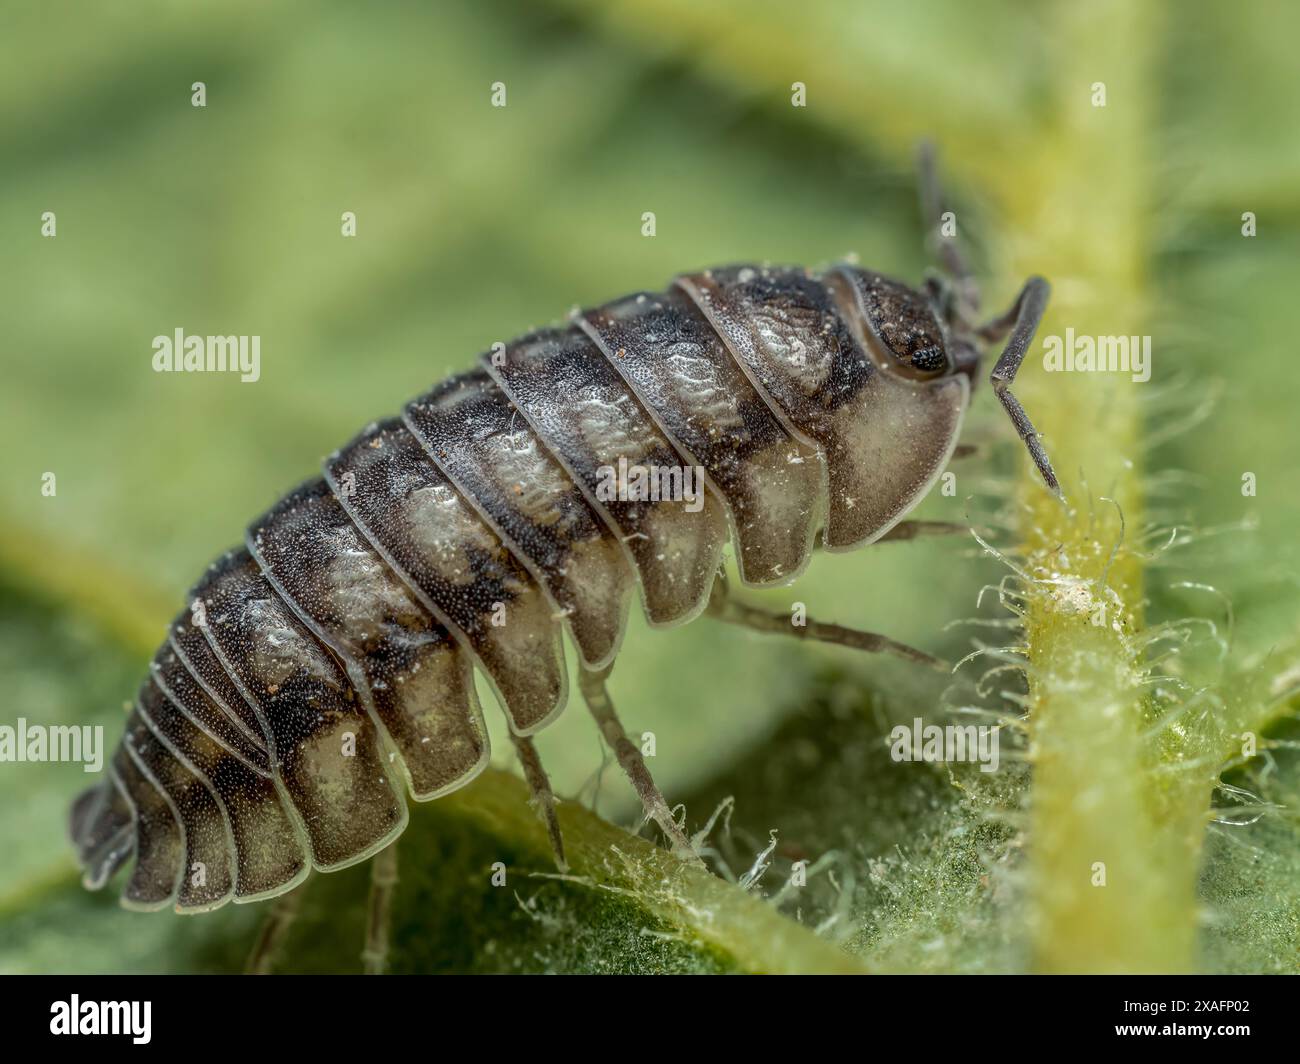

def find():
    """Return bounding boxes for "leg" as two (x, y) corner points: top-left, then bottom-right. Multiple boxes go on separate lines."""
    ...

(707, 574), (947, 671)
(917, 140), (980, 314)
(361, 842), (398, 975)
(245, 878), (309, 975)
(578, 663), (696, 858)
(983, 276), (1062, 497)
(510, 733), (567, 872)
(876, 519), (966, 543)
(813, 520), (966, 555)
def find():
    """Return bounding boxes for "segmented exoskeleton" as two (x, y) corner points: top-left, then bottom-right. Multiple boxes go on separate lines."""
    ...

(71, 151), (1059, 928)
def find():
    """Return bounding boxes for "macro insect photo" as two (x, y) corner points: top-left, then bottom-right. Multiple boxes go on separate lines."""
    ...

(2, 0), (1299, 996)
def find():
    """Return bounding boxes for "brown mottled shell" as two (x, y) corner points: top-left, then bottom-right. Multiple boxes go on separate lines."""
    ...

(70, 262), (968, 911)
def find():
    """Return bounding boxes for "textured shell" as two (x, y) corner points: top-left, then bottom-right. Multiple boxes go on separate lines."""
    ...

(70, 263), (969, 912)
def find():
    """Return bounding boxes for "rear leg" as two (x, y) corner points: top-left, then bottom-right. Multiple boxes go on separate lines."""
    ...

(706, 573), (947, 670)
(245, 878), (310, 975)
(511, 733), (567, 872)
(578, 663), (697, 859)
(361, 842), (398, 975)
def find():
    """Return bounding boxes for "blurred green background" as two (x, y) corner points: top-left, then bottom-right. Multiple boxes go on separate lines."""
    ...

(1, 0), (1297, 973)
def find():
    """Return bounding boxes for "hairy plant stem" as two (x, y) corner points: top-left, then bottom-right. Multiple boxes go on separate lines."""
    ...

(992, 0), (1198, 972)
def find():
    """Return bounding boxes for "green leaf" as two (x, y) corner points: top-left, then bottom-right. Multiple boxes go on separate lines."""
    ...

(2, 0), (1297, 975)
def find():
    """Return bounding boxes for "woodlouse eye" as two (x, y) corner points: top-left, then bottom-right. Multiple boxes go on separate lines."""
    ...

(910, 345), (946, 373)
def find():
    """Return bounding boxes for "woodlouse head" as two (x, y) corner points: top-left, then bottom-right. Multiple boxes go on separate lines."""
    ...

(837, 267), (954, 381)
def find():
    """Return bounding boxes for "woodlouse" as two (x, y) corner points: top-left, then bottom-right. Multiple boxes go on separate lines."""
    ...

(69, 150), (1059, 959)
